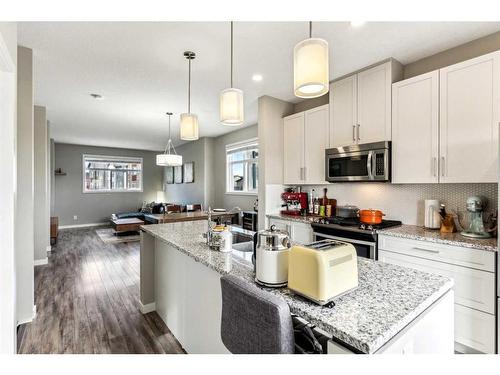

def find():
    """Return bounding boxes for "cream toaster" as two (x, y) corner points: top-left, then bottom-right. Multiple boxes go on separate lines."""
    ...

(288, 240), (358, 305)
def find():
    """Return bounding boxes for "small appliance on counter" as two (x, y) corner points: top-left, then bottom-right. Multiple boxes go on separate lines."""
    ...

(254, 225), (291, 288)
(288, 240), (358, 305)
(461, 196), (491, 239)
(424, 199), (441, 229)
(280, 192), (308, 216)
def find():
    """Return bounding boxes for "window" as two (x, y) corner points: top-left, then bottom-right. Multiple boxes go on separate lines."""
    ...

(226, 138), (258, 194)
(83, 154), (143, 193)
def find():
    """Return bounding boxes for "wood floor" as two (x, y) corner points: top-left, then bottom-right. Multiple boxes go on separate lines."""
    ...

(18, 227), (185, 354)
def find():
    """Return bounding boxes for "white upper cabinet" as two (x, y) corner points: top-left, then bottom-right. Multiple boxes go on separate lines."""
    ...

(329, 60), (403, 148)
(283, 112), (305, 185)
(439, 51), (500, 183)
(392, 71), (439, 183)
(357, 62), (393, 143)
(330, 75), (357, 147)
(304, 105), (329, 184)
(283, 104), (329, 185)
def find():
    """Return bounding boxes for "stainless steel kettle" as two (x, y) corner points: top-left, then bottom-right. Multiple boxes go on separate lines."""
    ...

(253, 225), (291, 288)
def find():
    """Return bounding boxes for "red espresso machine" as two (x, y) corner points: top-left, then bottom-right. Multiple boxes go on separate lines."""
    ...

(280, 192), (308, 216)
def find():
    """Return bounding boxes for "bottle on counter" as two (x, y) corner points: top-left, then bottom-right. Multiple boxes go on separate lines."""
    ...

(219, 227), (233, 253)
(319, 205), (326, 217)
(313, 197), (320, 215)
(309, 189), (315, 214)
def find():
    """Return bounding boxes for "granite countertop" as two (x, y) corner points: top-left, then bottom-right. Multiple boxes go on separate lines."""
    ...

(142, 221), (453, 354)
(266, 213), (321, 224)
(268, 214), (498, 252)
(379, 224), (498, 252)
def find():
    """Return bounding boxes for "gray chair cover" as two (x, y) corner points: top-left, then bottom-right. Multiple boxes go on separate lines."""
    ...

(220, 275), (295, 354)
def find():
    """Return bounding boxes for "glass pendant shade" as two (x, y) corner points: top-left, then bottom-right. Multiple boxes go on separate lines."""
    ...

(220, 88), (244, 126)
(156, 153), (182, 167)
(293, 37), (329, 98)
(180, 113), (199, 140)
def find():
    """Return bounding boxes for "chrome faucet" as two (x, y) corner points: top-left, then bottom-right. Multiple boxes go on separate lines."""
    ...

(204, 206), (215, 246)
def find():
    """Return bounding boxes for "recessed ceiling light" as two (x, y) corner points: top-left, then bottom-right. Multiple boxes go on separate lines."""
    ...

(350, 21), (366, 28)
(252, 74), (263, 82)
(90, 93), (104, 100)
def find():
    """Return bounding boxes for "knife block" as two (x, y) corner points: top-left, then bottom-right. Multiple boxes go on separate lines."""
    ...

(440, 214), (456, 233)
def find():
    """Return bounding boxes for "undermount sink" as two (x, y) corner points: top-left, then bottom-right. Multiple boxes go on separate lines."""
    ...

(231, 231), (253, 244)
(231, 238), (254, 253)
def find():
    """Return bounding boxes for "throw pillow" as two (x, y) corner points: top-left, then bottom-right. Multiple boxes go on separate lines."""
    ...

(141, 201), (155, 214)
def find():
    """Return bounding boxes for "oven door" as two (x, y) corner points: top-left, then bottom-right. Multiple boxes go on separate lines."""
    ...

(313, 232), (376, 260)
(326, 150), (374, 182)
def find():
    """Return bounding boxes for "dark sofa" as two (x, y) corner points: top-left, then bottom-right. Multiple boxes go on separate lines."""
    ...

(112, 202), (167, 225)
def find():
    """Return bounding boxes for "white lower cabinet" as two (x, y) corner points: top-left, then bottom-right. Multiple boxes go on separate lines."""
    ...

(268, 218), (313, 244)
(378, 234), (497, 354)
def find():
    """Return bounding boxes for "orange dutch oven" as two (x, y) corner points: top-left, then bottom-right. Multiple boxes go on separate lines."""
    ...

(359, 209), (385, 225)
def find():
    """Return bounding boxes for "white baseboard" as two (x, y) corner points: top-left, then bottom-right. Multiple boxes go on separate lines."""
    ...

(59, 222), (108, 229)
(17, 305), (36, 326)
(46, 245), (52, 253)
(34, 258), (48, 266)
(139, 302), (156, 314)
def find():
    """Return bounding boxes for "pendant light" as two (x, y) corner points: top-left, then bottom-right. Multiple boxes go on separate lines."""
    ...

(293, 21), (329, 98)
(156, 112), (183, 166)
(220, 21), (244, 126)
(180, 51), (199, 140)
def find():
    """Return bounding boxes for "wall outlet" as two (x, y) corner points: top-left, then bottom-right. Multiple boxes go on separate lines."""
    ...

(73, 215), (78, 221)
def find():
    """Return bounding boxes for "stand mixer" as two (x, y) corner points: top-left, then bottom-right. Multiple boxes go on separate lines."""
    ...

(461, 196), (491, 239)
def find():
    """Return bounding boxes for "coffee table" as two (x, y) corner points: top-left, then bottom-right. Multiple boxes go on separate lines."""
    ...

(111, 218), (145, 235)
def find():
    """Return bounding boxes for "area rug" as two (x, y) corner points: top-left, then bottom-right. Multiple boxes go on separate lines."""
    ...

(95, 228), (140, 244)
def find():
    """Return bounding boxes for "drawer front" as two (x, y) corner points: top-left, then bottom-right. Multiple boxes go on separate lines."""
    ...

(291, 222), (313, 244)
(378, 235), (495, 272)
(454, 304), (496, 354)
(379, 250), (495, 314)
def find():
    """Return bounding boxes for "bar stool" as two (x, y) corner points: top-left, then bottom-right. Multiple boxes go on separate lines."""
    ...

(220, 275), (295, 354)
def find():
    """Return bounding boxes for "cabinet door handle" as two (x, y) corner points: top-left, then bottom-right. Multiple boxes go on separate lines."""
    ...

(357, 124), (361, 141)
(432, 157), (437, 177)
(412, 247), (440, 254)
(352, 125), (356, 141)
(303, 167), (307, 181)
(441, 156), (445, 177)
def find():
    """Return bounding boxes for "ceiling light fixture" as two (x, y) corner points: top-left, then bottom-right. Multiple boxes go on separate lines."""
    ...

(293, 21), (329, 98)
(220, 21), (244, 126)
(156, 112), (183, 167)
(180, 51), (199, 141)
(252, 74), (263, 82)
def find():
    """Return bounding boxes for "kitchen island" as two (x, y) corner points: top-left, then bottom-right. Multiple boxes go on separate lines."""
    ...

(140, 220), (454, 354)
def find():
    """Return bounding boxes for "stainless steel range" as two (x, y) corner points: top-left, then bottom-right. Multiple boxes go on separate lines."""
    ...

(311, 217), (402, 260)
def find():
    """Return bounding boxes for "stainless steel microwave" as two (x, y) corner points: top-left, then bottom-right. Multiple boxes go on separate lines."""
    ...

(325, 141), (391, 182)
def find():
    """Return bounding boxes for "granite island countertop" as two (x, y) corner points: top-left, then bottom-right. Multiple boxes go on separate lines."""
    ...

(378, 224), (497, 252)
(141, 220), (453, 354)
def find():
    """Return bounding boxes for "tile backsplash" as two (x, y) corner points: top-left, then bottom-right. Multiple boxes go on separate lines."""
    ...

(301, 183), (498, 228)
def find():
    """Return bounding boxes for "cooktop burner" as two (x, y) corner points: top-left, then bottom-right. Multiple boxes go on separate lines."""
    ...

(317, 217), (402, 231)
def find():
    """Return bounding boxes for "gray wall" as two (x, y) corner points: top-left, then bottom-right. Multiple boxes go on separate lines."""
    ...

(213, 125), (258, 211)
(33, 106), (50, 261)
(162, 138), (208, 206)
(16, 46), (35, 325)
(404, 30), (500, 78)
(54, 143), (163, 226)
(258, 96), (294, 228)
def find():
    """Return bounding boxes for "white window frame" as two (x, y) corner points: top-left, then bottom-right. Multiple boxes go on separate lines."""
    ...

(82, 154), (144, 193)
(225, 138), (258, 196)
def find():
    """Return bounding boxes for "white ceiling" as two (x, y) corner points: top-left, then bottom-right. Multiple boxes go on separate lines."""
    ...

(18, 21), (500, 151)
